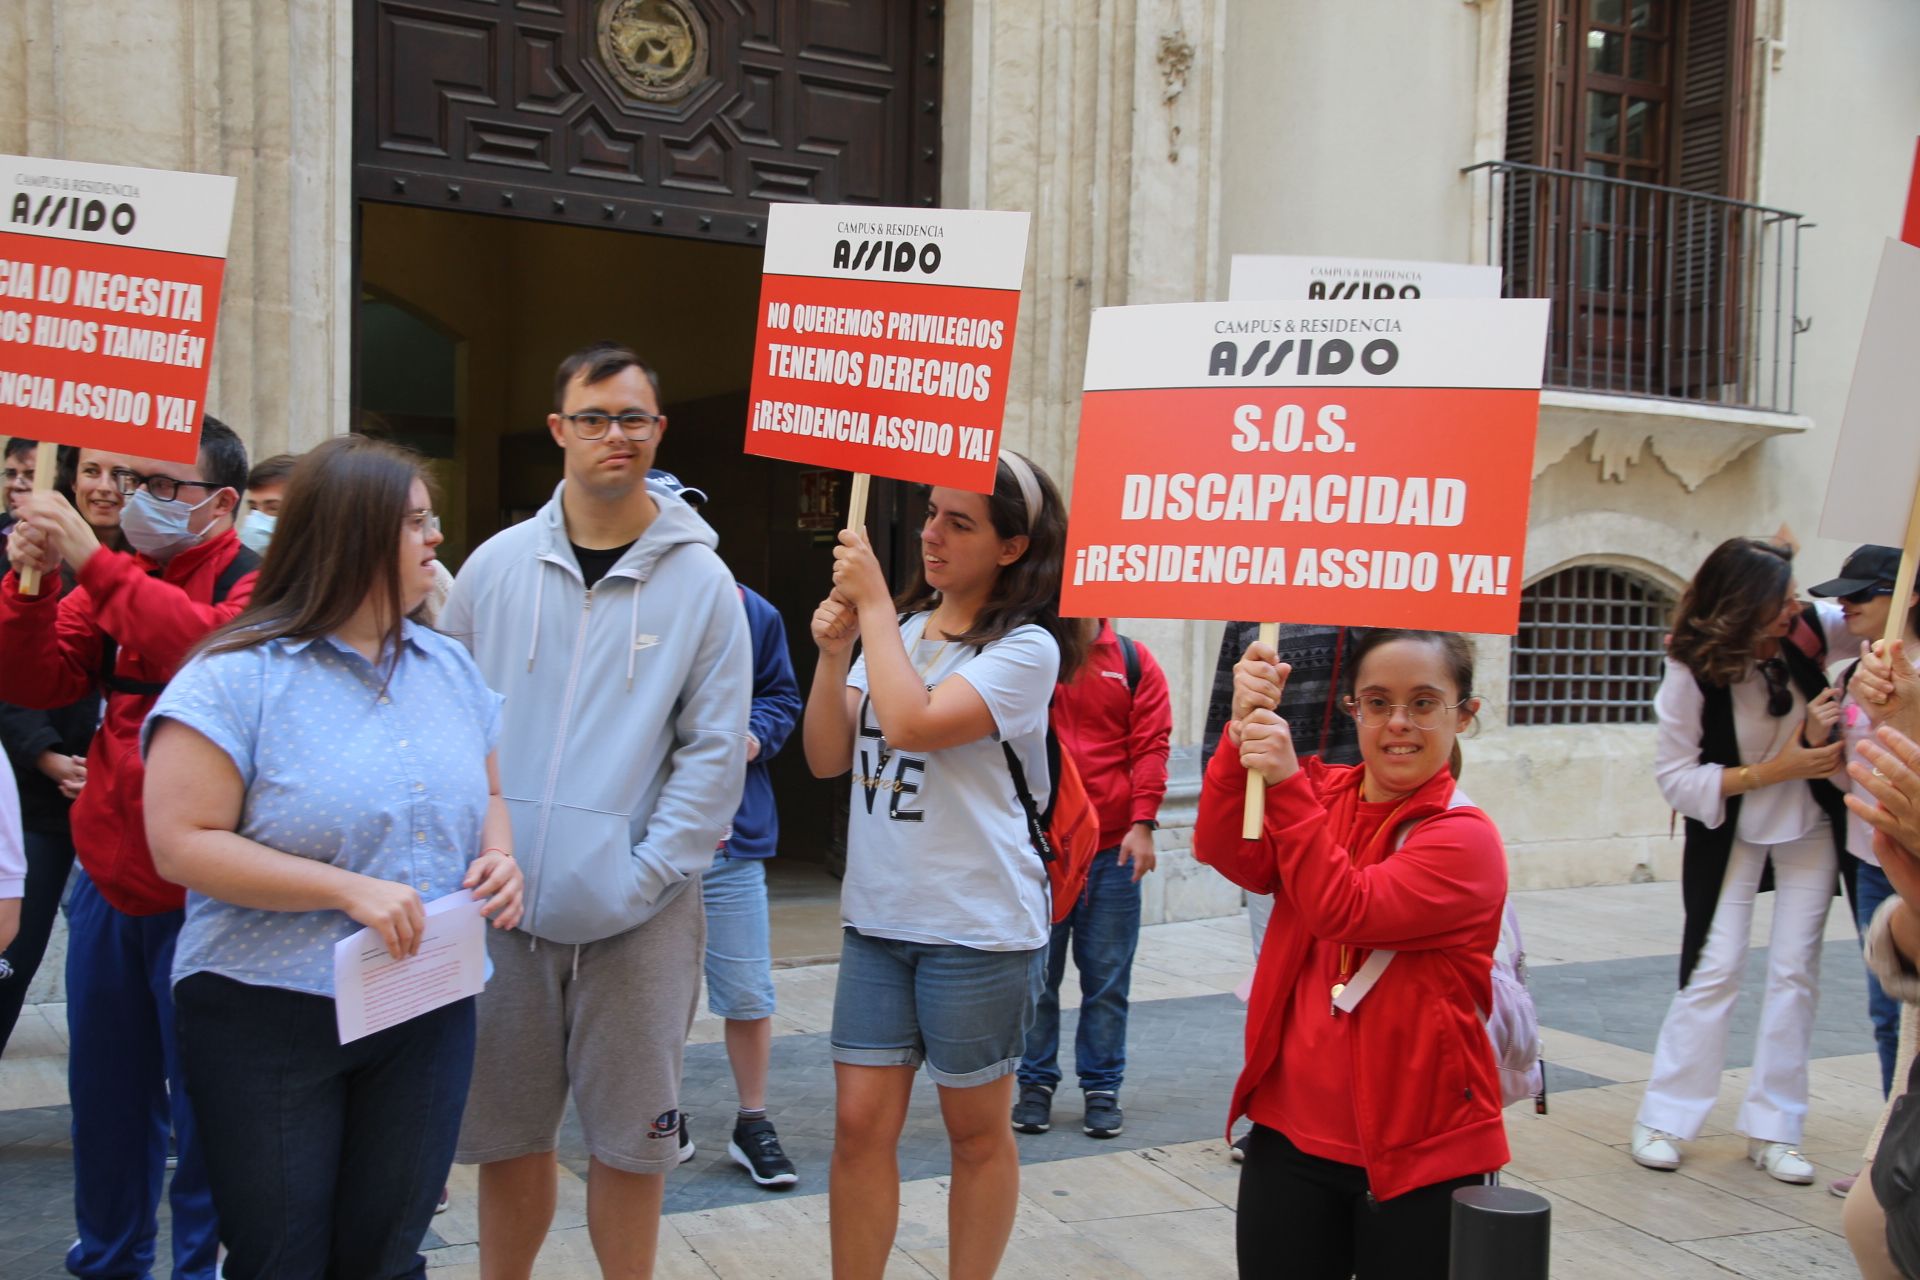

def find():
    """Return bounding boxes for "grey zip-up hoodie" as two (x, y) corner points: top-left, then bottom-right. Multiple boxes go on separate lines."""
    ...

(441, 479), (751, 944)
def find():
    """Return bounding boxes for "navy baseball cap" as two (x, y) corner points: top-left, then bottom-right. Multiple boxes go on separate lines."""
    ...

(648, 469), (708, 508)
(1808, 545), (1904, 598)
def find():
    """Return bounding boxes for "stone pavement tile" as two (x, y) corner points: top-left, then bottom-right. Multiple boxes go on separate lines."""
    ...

(1540, 1027), (1653, 1085)
(0, 1055), (67, 1113)
(683, 1221), (935, 1279)
(1497, 1172), (1616, 1233)
(906, 1231), (1146, 1280)
(1675, 1225), (1862, 1277)
(1667, 1133), (1821, 1200)
(1552, 1225), (1765, 1279)
(429, 1158), (588, 1250)
(1532, 1081), (1734, 1148)
(1503, 1112), (1633, 1181)
(1541, 1169), (1800, 1242)
(1512, 883), (1854, 968)
(1133, 1140), (1240, 1208)
(1016, 1149), (1218, 1223)
(1066, 1205), (1237, 1278)
(426, 1222), (720, 1278)
(1744, 1185), (1849, 1237)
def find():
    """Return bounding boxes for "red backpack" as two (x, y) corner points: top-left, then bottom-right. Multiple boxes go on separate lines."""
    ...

(1003, 718), (1102, 925)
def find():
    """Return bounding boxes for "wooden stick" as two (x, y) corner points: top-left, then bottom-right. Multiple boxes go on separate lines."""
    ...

(16, 440), (58, 596)
(846, 471), (871, 532)
(1241, 621), (1280, 839)
(1885, 476), (1920, 652)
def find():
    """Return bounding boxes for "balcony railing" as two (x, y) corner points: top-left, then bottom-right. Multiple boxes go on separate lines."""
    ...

(1464, 160), (1811, 414)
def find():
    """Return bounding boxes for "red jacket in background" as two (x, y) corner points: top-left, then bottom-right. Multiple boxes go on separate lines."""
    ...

(0, 532), (256, 916)
(1192, 742), (1509, 1200)
(1052, 621), (1172, 848)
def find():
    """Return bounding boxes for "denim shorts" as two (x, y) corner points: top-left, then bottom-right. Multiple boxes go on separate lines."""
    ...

(701, 854), (776, 1020)
(829, 927), (1046, 1088)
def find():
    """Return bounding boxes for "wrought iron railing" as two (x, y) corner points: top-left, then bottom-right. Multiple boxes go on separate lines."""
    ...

(1463, 160), (1812, 413)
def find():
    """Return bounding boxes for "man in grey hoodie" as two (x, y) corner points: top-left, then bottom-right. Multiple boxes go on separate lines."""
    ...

(443, 342), (752, 1278)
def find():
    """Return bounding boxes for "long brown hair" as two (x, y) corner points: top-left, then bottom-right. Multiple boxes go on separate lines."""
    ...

(198, 436), (428, 679)
(1668, 538), (1793, 686)
(893, 450), (1091, 681)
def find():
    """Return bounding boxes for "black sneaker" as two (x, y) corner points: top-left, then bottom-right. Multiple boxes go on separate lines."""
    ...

(728, 1118), (798, 1188)
(1083, 1091), (1123, 1138)
(677, 1115), (696, 1165)
(1011, 1084), (1053, 1133)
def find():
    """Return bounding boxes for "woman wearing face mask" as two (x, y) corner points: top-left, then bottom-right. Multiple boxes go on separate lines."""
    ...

(143, 436), (520, 1279)
(1630, 537), (1852, 1183)
(1192, 629), (1507, 1279)
(802, 451), (1087, 1280)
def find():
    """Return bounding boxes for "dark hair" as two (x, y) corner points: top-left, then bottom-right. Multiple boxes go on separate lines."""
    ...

(195, 416), (250, 495)
(892, 451), (1091, 682)
(197, 437), (429, 682)
(3, 439), (78, 506)
(1340, 628), (1478, 779)
(553, 341), (662, 410)
(5, 437), (35, 460)
(247, 452), (299, 492)
(1669, 538), (1793, 686)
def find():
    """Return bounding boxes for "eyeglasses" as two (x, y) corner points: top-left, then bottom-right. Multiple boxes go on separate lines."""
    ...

(1343, 694), (1467, 731)
(2, 464), (32, 486)
(1841, 585), (1894, 605)
(560, 411), (663, 442)
(1758, 656), (1792, 718)
(404, 508), (442, 537)
(110, 468), (220, 503)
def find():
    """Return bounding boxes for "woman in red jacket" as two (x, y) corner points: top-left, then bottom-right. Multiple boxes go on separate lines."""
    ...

(1194, 628), (1509, 1279)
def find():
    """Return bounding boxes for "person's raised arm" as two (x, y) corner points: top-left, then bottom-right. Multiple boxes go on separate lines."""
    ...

(802, 593), (860, 778)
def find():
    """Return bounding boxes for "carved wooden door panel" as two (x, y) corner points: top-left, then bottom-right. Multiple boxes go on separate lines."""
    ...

(354, 0), (942, 246)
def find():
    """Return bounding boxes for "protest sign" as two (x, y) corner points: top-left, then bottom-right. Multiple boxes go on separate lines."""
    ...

(744, 203), (1030, 524)
(1818, 237), (1920, 647)
(1904, 138), (1920, 250)
(0, 155), (236, 593)
(1229, 254), (1501, 303)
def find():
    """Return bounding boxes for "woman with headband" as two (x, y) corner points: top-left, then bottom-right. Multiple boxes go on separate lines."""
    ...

(803, 450), (1088, 1280)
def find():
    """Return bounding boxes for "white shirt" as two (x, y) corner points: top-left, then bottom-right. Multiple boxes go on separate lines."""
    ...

(844, 615), (1059, 951)
(1653, 602), (1850, 848)
(0, 753), (22, 900)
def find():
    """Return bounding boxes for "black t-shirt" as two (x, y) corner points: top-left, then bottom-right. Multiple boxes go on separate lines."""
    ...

(572, 540), (635, 590)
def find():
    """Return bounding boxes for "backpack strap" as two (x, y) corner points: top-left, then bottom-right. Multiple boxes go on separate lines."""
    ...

(1331, 788), (1479, 1015)
(1118, 633), (1141, 695)
(100, 545), (260, 697)
(1002, 740), (1056, 864)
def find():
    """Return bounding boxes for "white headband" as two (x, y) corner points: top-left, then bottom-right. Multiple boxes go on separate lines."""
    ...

(1000, 450), (1042, 534)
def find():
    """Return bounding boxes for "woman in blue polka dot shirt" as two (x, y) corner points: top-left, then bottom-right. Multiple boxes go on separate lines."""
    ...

(142, 436), (521, 1280)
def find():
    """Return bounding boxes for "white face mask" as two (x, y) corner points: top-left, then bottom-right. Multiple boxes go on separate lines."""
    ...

(120, 488), (219, 561)
(238, 510), (276, 555)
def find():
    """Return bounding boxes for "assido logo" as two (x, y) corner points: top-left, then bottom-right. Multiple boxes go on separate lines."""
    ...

(832, 238), (942, 274)
(10, 192), (136, 237)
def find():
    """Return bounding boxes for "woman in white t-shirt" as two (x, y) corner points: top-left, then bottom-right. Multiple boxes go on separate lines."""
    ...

(803, 450), (1087, 1280)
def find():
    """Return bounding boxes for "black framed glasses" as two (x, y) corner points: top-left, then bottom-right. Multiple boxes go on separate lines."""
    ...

(1841, 585), (1895, 605)
(1342, 694), (1467, 731)
(1758, 657), (1792, 718)
(109, 468), (221, 503)
(560, 411), (663, 442)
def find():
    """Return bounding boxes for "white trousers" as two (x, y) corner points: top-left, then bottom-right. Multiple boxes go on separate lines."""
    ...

(1637, 831), (1837, 1145)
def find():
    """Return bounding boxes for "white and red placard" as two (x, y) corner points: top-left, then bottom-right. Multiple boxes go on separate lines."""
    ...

(1229, 254), (1502, 303)
(1060, 299), (1551, 634)
(0, 156), (236, 463)
(744, 203), (1030, 493)
(1819, 238), (1920, 547)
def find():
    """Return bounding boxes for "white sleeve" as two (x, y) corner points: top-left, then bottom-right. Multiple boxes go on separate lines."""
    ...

(0, 753), (22, 899)
(953, 626), (1060, 743)
(1653, 658), (1727, 828)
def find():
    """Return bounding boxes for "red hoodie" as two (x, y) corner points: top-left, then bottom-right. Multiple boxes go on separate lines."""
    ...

(0, 533), (256, 916)
(1192, 738), (1509, 1201)
(1052, 622), (1172, 848)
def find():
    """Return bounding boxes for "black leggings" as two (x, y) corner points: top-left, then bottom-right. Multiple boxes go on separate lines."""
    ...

(0, 827), (76, 1053)
(1235, 1125), (1491, 1280)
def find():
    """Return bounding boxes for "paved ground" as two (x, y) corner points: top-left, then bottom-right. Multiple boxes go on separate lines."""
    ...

(0, 882), (1886, 1277)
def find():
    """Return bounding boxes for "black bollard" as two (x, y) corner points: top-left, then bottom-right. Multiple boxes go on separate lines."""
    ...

(1449, 1184), (1550, 1280)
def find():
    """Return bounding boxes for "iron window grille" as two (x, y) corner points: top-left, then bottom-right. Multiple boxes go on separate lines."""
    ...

(1509, 564), (1676, 725)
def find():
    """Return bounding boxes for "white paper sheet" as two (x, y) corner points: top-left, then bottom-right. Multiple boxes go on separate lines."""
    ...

(332, 889), (485, 1044)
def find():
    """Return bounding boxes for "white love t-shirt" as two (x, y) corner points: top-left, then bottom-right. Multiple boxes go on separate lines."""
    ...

(844, 614), (1059, 951)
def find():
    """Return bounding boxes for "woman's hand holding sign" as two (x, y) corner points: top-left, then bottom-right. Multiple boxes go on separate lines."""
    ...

(1231, 642), (1295, 825)
(1231, 642), (1289, 726)
(831, 528), (891, 614)
(1239, 710), (1301, 788)
(1855, 639), (1920, 740)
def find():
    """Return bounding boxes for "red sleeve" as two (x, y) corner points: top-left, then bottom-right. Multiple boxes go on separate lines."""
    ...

(1125, 642), (1172, 826)
(1263, 775), (1507, 951)
(1192, 733), (1318, 894)
(79, 550), (256, 674)
(0, 569), (107, 709)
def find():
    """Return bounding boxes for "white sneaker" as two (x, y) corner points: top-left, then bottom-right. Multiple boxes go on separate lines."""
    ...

(1749, 1139), (1815, 1185)
(1630, 1122), (1682, 1170)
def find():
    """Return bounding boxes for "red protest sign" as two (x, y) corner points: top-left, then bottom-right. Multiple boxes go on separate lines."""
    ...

(745, 204), (1029, 493)
(1060, 300), (1550, 634)
(0, 157), (235, 464)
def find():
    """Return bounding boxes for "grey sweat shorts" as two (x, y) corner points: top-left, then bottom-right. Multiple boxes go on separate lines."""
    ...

(453, 880), (704, 1175)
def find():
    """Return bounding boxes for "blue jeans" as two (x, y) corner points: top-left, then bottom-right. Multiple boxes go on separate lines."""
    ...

(1856, 860), (1900, 1097)
(702, 853), (776, 1020)
(174, 971), (476, 1279)
(64, 871), (219, 1280)
(1018, 846), (1142, 1095)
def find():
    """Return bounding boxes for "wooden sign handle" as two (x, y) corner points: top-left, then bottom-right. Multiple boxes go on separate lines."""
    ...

(1885, 476), (1920, 652)
(1241, 621), (1281, 839)
(15, 440), (59, 597)
(846, 472), (871, 533)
